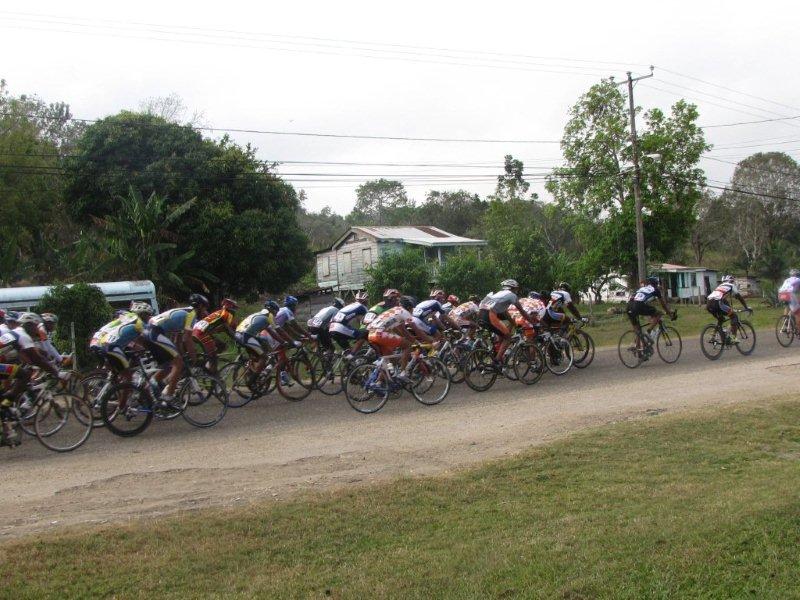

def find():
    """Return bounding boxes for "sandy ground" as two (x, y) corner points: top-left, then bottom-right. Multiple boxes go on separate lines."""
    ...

(1, 333), (798, 540)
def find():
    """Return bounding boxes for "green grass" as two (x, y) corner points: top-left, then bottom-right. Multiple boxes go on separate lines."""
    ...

(3, 400), (800, 598)
(585, 302), (785, 347)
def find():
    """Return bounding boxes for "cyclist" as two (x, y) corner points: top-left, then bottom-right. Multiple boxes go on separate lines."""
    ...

(271, 296), (311, 386)
(329, 291), (370, 354)
(412, 290), (455, 342)
(37, 313), (64, 366)
(478, 279), (535, 364)
(778, 268), (800, 330)
(542, 282), (586, 332)
(440, 294), (460, 315)
(142, 293), (209, 407)
(234, 301), (281, 377)
(0, 313), (66, 446)
(0, 311), (19, 336)
(508, 292), (546, 337)
(625, 276), (675, 341)
(307, 297), (345, 352)
(192, 298), (239, 374)
(363, 289), (401, 325)
(89, 302), (154, 379)
(450, 295), (481, 333)
(707, 274), (752, 343)
(367, 295), (434, 381)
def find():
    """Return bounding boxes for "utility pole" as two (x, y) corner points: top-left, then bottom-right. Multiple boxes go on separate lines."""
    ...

(618, 66), (654, 284)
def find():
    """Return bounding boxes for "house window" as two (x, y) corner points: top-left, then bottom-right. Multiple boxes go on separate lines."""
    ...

(362, 248), (372, 268)
(691, 273), (697, 287)
(342, 251), (352, 274)
(322, 256), (330, 277)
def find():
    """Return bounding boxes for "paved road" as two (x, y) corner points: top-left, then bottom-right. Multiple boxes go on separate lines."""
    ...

(2, 330), (798, 539)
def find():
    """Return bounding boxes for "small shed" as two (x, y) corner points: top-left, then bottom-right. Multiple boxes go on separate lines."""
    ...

(0, 280), (159, 312)
(315, 226), (487, 291)
(651, 263), (718, 303)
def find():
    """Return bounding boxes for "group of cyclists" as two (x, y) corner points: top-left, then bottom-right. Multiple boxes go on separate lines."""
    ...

(1, 267), (799, 448)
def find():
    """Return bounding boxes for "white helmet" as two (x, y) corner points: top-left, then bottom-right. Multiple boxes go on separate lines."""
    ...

(722, 274), (736, 283)
(17, 312), (43, 326)
(790, 269), (800, 277)
(501, 279), (519, 290)
(130, 301), (154, 318)
(40, 312), (58, 324)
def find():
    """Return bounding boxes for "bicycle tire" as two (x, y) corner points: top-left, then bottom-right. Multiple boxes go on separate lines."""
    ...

(700, 324), (725, 360)
(77, 370), (113, 427)
(180, 373), (228, 428)
(656, 326), (682, 364)
(735, 321), (757, 356)
(617, 330), (643, 368)
(544, 338), (573, 375)
(34, 392), (93, 452)
(219, 361), (255, 408)
(570, 330), (595, 368)
(464, 348), (498, 392)
(410, 356), (451, 406)
(316, 354), (345, 396)
(775, 315), (794, 347)
(101, 383), (153, 437)
(439, 348), (465, 385)
(344, 363), (389, 414)
(512, 342), (544, 385)
(277, 354), (315, 401)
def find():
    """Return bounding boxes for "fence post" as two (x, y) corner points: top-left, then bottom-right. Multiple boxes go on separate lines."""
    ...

(70, 321), (77, 371)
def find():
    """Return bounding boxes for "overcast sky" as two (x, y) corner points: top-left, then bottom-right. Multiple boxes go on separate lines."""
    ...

(2, 1), (799, 214)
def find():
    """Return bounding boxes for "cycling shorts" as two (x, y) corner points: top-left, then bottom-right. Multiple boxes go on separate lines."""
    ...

(411, 316), (437, 336)
(309, 326), (333, 351)
(368, 331), (405, 355)
(330, 330), (365, 349)
(707, 299), (732, 319)
(478, 309), (510, 337)
(142, 326), (179, 365)
(90, 344), (132, 372)
(192, 331), (218, 355)
(779, 291), (800, 313)
(234, 331), (277, 357)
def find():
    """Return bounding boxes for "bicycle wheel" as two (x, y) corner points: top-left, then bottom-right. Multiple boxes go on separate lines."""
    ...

(344, 363), (389, 414)
(101, 383), (153, 437)
(34, 392), (93, 452)
(316, 355), (345, 396)
(410, 357), (451, 406)
(617, 330), (643, 369)
(544, 338), (573, 375)
(277, 354), (315, 401)
(656, 326), (682, 364)
(735, 321), (757, 356)
(700, 324), (725, 360)
(218, 361), (255, 408)
(512, 342), (544, 385)
(464, 348), (498, 392)
(569, 330), (595, 368)
(776, 315), (794, 347)
(439, 348), (465, 385)
(77, 370), (113, 427)
(180, 373), (228, 428)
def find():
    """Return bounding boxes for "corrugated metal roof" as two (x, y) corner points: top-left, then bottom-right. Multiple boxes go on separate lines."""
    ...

(352, 226), (486, 247)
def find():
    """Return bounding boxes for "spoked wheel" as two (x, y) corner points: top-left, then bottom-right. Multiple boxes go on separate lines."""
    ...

(775, 315), (794, 347)
(315, 354), (345, 396)
(34, 392), (93, 452)
(180, 372), (228, 428)
(218, 361), (255, 408)
(464, 348), (498, 392)
(569, 330), (595, 369)
(344, 364), (389, 414)
(617, 330), (643, 369)
(656, 326), (682, 364)
(410, 357), (451, 406)
(512, 342), (545, 385)
(700, 324), (725, 360)
(735, 321), (757, 356)
(277, 354), (315, 401)
(544, 338), (573, 375)
(77, 371), (113, 427)
(439, 348), (465, 384)
(101, 383), (154, 437)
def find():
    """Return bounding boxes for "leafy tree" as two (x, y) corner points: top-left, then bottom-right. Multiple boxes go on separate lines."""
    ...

(416, 190), (488, 237)
(36, 283), (113, 367)
(689, 191), (730, 264)
(546, 80), (709, 279)
(491, 155), (536, 202)
(365, 247), (430, 301)
(296, 191), (348, 251)
(436, 251), (500, 298)
(349, 179), (414, 225)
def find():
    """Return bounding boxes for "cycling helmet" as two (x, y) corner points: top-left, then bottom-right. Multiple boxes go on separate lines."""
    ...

(790, 269), (800, 277)
(468, 295), (480, 303)
(722, 274), (736, 283)
(646, 276), (659, 287)
(129, 301), (154, 318)
(399, 295), (415, 310)
(5, 311), (19, 323)
(528, 291), (542, 300)
(558, 282), (571, 292)
(501, 279), (519, 290)
(189, 293), (210, 309)
(447, 294), (460, 305)
(383, 288), (401, 299)
(355, 291), (369, 302)
(333, 297), (345, 309)
(40, 312), (58, 324)
(284, 295), (299, 308)
(430, 289), (445, 301)
(17, 312), (43, 326)
(221, 298), (239, 312)
(264, 300), (280, 313)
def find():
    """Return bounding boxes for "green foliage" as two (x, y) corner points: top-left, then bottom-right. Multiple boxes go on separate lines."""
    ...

(436, 250), (500, 298)
(349, 179), (414, 225)
(365, 247), (430, 301)
(296, 194), (348, 251)
(416, 190), (488, 237)
(491, 154), (536, 202)
(35, 283), (113, 367)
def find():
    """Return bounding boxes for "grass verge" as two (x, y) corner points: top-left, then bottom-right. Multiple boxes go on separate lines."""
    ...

(3, 400), (800, 598)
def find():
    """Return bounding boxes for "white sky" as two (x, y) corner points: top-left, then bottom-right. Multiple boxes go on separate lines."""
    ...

(2, 1), (799, 214)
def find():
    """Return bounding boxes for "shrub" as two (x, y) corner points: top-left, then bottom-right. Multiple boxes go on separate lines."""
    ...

(436, 251), (501, 299)
(36, 283), (113, 369)
(365, 248), (430, 302)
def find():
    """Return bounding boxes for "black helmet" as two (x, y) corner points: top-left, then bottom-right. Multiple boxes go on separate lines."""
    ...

(333, 297), (345, 309)
(528, 291), (542, 300)
(189, 293), (210, 309)
(646, 276), (659, 286)
(400, 295), (415, 310)
(264, 300), (280, 313)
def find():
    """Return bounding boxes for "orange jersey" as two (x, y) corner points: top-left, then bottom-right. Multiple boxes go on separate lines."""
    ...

(193, 308), (236, 338)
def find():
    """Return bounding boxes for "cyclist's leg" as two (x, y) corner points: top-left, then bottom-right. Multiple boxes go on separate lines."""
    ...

(488, 311), (511, 361)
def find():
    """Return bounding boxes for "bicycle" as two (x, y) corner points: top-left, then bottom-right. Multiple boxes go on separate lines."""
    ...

(775, 309), (798, 347)
(535, 328), (574, 375)
(618, 311), (682, 369)
(565, 320), (595, 369)
(464, 330), (543, 391)
(700, 309), (756, 360)
(343, 344), (450, 414)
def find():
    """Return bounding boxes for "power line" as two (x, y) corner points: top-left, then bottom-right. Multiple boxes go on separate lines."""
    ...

(699, 115), (800, 129)
(656, 78), (795, 120)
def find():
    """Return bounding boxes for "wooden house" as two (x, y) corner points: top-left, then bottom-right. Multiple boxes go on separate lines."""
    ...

(315, 226), (487, 292)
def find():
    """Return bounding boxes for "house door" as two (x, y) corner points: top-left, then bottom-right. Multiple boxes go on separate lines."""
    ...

(669, 274), (678, 298)
(703, 276), (711, 297)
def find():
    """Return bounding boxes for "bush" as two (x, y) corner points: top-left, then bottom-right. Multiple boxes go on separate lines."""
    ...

(36, 283), (113, 369)
(365, 248), (430, 302)
(436, 250), (501, 299)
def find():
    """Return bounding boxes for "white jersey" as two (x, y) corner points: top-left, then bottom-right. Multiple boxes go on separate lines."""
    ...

(708, 282), (739, 301)
(779, 276), (800, 294)
(0, 326), (36, 361)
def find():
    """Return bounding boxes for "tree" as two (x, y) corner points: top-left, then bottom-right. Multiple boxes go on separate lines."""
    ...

(296, 190), (348, 251)
(436, 251), (500, 298)
(138, 93), (206, 126)
(415, 190), (488, 237)
(491, 155), (536, 202)
(689, 191), (730, 264)
(547, 80), (710, 279)
(349, 179), (414, 225)
(365, 247), (430, 301)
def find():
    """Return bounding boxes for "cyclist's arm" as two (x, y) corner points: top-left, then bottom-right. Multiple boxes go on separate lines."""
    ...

(512, 301), (534, 324)
(182, 330), (198, 362)
(734, 293), (751, 311)
(20, 347), (59, 377)
(566, 302), (582, 320)
(406, 321), (434, 344)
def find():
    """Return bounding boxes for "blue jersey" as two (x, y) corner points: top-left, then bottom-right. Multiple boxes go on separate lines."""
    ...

(632, 285), (661, 304)
(91, 312), (144, 348)
(413, 299), (443, 320)
(548, 290), (573, 311)
(149, 308), (196, 333)
(274, 307), (295, 328)
(236, 310), (275, 336)
(330, 302), (368, 327)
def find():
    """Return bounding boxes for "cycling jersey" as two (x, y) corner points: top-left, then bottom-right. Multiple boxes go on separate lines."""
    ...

(193, 309), (235, 337)
(413, 299), (444, 320)
(274, 307), (295, 328)
(632, 285), (661, 304)
(329, 302), (368, 337)
(0, 327), (35, 361)
(236, 310), (275, 336)
(707, 282), (739, 302)
(367, 306), (413, 332)
(149, 307), (196, 333)
(479, 290), (518, 314)
(779, 276), (800, 294)
(508, 298), (544, 327)
(0, 324), (11, 336)
(450, 301), (479, 324)
(548, 290), (573, 310)
(307, 306), (339, 329)
(363, 302), (389, 325)
(91, 312), (144, 349)
(779, 276), (800, 312)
